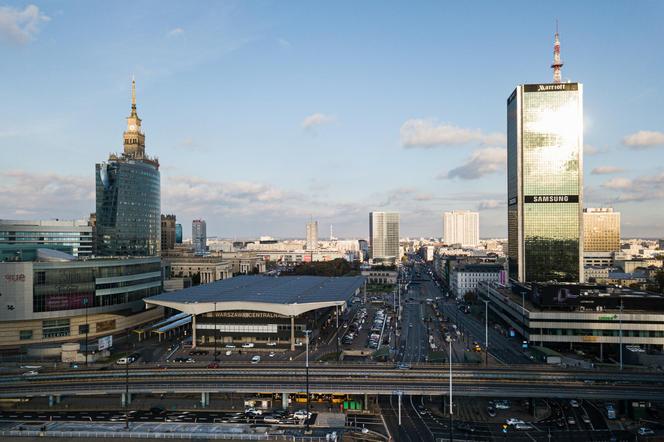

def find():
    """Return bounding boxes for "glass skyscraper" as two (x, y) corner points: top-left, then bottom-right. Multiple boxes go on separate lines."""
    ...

(507, 82), (583, 283)
(95, 80), (161, 257)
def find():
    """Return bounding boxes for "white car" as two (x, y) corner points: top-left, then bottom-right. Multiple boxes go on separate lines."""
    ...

(638, 427), (655, 436)
(225, 350), (232, 356)
(293, 410), (311, 420)
(251, 355), (261, 364)
(268, 352), (276, 358)
(22, 370), (39, 376)
(224, 344), (236, 349)
(569, 399), (579, 407)
(242, 343), (255, 348)
(245, 407), (263, 416)
(266, 342), (278, 347)
(506, 418), (525, 426)
(515, 423), (533, 430)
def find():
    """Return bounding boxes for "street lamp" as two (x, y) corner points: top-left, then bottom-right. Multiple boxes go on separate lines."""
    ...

(483, 299), (489, 366)
(83, 297), (89, 367)
(125, 327), (130, 430)
(214, 301), (219, 362)
(304, 329), (312, 434)
(449, 337), (454, 442)
(619, 297), (623, 371)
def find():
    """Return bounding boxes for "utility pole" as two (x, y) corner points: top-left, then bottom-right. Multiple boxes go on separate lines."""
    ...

(619, 297), (623, 371)
(214, 301), (218, 362)
(125, 327), (130, 430)
(449, 338), (454, 442)
(483, 299), (489, 366)
(83, 297), (89, 367)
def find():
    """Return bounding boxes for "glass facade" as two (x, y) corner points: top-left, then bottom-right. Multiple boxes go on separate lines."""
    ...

(175, 224), (183, 244)
(583, 208), (620, 253)
(369, 212), (400, 261)
(508, 83), (583, 282)
(0, 220), (92, 261)
(33, 259), (162, 313)
(96, 159), (161, 256)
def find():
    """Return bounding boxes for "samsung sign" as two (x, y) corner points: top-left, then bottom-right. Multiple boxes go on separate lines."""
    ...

(525, 195), (579, 203)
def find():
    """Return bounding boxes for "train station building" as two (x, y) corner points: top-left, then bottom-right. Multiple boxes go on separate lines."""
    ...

(144, 275), (365, 350)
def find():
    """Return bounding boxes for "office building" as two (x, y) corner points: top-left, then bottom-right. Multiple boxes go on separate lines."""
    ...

(306, 219), (318, 250)
(0, 219), (93, 261)
(175, 223), (183, 244)
(192, 219), (207, 255)
(161, 214), (176, 252)
(95, 79), (161, 256)
(0, 255), (163, 349)
(449, 263), (504, 299)
(443, 210), (480, 247)
(507, 31), (583, 283)
(369, 212), (400, 263)
(584, 208), (620, 253)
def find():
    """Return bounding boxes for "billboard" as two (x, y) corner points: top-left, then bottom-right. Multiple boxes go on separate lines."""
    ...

(98, 335), (113, 351)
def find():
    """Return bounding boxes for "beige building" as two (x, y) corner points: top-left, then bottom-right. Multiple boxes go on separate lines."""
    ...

(583, 208), (620, 253)
(161, 214), (176, 252)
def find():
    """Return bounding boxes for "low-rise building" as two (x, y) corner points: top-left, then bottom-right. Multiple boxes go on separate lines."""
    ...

(361, 269), (398, 285)
(449, 263), (504, 299)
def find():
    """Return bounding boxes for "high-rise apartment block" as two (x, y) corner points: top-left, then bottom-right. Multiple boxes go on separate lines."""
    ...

(95, 80), (161, 256)
(507, 32), (583, 283)
(161, 214), (176, 252)
(306, 220), (318, 250)
(369, 212), (400, 263)
(192, 219), (207, 255)
(583, 208), (620, 253)
(443, 211), (479, 247)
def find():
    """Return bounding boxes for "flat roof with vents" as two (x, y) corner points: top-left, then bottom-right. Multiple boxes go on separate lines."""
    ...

(144, 275), (365, 317)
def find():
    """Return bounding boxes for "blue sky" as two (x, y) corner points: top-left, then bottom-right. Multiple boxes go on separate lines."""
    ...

(1, 1), (663, 239)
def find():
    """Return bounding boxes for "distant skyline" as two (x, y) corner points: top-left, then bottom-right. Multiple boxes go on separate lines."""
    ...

(1, 1), (663, 238)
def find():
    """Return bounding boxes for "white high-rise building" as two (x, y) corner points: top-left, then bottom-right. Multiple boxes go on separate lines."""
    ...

(306, 220), (318, 250)
(443, 211), (479, 247)
(369, 212), (400, 263)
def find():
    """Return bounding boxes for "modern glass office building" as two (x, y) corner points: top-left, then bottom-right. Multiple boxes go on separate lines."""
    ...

(175, 223), (183, 244)
(369, 212), (400, 263)
(95, 79), (161, 257)
(507, 82), (583, 282)
(0, 219), (92, 261)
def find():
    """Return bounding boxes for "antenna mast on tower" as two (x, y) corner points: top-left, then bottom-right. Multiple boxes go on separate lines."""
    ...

(551, 20), (563, 83)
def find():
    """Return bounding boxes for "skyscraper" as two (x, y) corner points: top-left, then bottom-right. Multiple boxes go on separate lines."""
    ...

(306, 219), (318, 250)
(192, 219), (207, 255)
(96, 79), (161, 256)
(161, 214), (176, 252)
(369, 212), (400, 263)
(507, 31), (583, 283)
(443, 210), (480, 247)
(583, 208), (620, 253)
(175, 223), (183, 244)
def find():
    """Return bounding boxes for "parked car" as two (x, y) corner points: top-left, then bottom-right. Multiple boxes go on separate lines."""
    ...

(224, 344), (236, 349)
(266, 342), (277, 347)
(567, 416), (576, 425)
(638, 427), (655, 436)
(241, 343), (255, 348)
(293, 410), (311, 420)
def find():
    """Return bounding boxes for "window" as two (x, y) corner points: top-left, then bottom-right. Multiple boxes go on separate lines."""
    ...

(19, 330), (33, 340)
(42, 319), (70, 338)
(35, 271), (46, 285)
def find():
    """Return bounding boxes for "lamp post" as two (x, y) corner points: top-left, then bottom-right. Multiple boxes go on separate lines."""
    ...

(304, 329), (312, 434)
(83, 297), (89, 367)
(125, 327), (130, 430)
(619, 297), (623, 371)
(214, 301), (218, 362)
(483, 299), (489, 366)
(449, 338), (454, 442)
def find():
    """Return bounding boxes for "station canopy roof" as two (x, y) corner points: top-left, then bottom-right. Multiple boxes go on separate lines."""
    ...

(144, 275), (365, 317)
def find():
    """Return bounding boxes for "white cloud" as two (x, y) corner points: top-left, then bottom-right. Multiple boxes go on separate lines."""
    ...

(602, 177), (633, 190)
(477, 200), (504, 210)
(400, 119), (505, 148)
(623, 130), (664, 149)
(584, 144), (599, 155)
(301, 113), (335, 129)
(0, 4), (49, 45)
(168, 27), (184, 37)
(591, 166), (624, 175)
(277, 37), (292, 48)
(440, 147), (506, 180)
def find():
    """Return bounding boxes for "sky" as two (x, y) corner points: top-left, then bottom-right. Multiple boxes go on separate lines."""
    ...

(1, 1), (663, 239)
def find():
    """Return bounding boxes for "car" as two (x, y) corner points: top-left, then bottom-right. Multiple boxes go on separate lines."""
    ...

(241, 343), (255, 348)
(207, 362), (220, 368)
(409, 323), (413, 328)
(294, 342), (303, 347)
(116, 357), (130, 365)
(416, 405), (427, 415)
(638, 427), (655, 436)
(569, 399), (580, 407)
(506, 418), (525, 426)
(251, 355), (261, 364)
(515, 423), (533, 430)
(225, 350), (232, 356)
(293, 410), (311, 420)
(225, 344), (236, 349)
(263, 416), (280, 423)
(567, 416), (576, 425)
(487, 407), (496, 417)
(22, 370), (39, 376)
(495, 400), (511, 410)
(581, 415), (591, 424)
(244, 407), (263, 416)
(396, 363), (411, 370)
(150, 406), (165, 415)
(266, 342), (278, 346)
(268, 351), (276, 358)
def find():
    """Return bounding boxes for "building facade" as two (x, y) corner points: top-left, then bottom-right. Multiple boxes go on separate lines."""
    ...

(0, 257), (163, 349)
(507, 81), (583, 283)
(449, 263), (503, 298)
(584, 208), (620, 253)
(161, 214), (176, 252)
(95, 80), (161, 257)
(306, 220), (318, 251)
(443, 211), (479, 247)
(192, 219), (207, 255)
(0, 220), (93, 261)
(369, 212), (400, 263)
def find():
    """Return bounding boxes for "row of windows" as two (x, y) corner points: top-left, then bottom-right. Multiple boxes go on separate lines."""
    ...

(535, 328), (664, 338)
